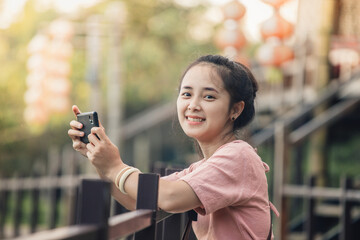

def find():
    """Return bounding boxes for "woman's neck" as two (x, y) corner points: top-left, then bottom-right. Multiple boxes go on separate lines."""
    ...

(198, 133), (237, 160)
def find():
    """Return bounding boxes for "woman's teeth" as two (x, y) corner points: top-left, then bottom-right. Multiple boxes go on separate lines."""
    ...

(187, 117), (204, 122)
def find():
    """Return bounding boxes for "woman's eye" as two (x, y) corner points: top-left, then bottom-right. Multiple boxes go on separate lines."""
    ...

(181, 92), (191, 97)
(204, 95), (215, 100)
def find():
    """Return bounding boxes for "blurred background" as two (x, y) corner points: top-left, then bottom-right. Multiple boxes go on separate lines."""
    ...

(0, 0), (360, 239)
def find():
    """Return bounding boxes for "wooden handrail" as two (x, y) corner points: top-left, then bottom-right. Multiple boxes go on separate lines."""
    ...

(108, 209), (174, 239)
(108, 209), (152, 240)
(283, 184), (360, 201)
(12, 209), (161, 240)
(156, 210), (174, 223)
(0, 174), (98, 191)
(11, 224), (100, 240)
(12, 210), (176, 240)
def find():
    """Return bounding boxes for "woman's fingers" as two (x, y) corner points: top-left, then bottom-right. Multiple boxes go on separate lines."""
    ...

(86, 149), (92, 159)
(86, 142), (95, 154)
(72, 105), (81, 117)
(68, 120), (84, 141)
(73, 140), (86, 151)
(70, 120), (83, 130)
(69, 105), (90, 158)
(91, 127), (108, 142)
(68, 129), (84, 139)
(88, 132), (101, 145)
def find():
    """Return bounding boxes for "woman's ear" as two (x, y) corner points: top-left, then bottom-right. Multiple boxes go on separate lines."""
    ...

(232, 101), (245, 118)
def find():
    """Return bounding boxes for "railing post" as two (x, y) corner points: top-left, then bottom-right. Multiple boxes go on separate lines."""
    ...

(0, 188), (9, 239)
(77, 179), (111, 240)
(30, 181), (40, 233)
(340, 176), (353, 240)
(153, 166), (165, 240)
(48, 146), (62, 230)
(273, 121), (289, 239)
(112, 199), (132, 240)
(306, 175), (316, 240)
(134, 173), (159, 240)
(13, 176), (25, 237)
(161, 168), (183, 240)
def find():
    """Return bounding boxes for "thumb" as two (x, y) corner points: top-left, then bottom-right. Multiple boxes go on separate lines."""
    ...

(72, 105), (82, 116)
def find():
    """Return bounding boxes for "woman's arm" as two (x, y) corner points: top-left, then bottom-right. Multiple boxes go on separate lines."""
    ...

(159, 178), (201, 213)
(110, 182), (137, 210)
(93, 166), (137, 210)
(121, 171), (201, 213)
(86, 126), (202, 213)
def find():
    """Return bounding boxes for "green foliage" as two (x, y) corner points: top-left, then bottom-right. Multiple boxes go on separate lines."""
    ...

(120, 1), (217, 114)
(328, 135), (360, 187)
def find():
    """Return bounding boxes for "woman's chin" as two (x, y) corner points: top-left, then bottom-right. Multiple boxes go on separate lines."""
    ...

(184, 132), (201, 140)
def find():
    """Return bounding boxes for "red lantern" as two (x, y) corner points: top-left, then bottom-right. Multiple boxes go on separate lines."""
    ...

(233, 54), (251, 68)
(26, 72), (45, 88)
(24, 87), (44, 106)
(27, 34), (48, 54)
(47, 40), (73, 60)
(46, 58), (71, 77)
(44, 77), (71, 95)
(215, 27), (247, 50)
(260, 12), (293, 40)
(24, 105), (48, 125)
(45, 96), (70, 113)
(48, 19), (74, 41)
(257, 41), (294, 66)
(261, 0), (289, 9)
(24, 18), (73, 125)
(222, 1), (246, 20)
(273, 45), (294, 66)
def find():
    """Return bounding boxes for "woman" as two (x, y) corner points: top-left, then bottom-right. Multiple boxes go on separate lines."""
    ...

(68, 55), (278, 239)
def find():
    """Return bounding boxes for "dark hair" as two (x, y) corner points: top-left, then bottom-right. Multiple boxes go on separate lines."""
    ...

(180, 55), (258, 131)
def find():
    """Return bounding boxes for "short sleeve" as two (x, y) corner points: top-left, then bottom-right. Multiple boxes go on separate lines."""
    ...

(161, 160), (205, 181)
(180, 141), (268, 215)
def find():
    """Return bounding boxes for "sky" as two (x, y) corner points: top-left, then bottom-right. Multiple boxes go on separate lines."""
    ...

(0, 0), (102, 28)
(0, 0), (298, 41)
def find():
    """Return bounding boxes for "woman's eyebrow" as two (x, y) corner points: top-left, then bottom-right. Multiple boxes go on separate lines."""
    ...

(203, 87), (219, 93)
(181, 86), (219, 93)
(182, 86), (192, 90)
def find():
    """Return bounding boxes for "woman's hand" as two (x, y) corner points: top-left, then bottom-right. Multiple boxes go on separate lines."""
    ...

(86, 124), (125, 181)
(68, 105), (88, 157)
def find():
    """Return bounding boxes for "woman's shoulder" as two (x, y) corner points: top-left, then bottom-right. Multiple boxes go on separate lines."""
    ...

(216, 140), (256, 155)
(210, 140), (265, 169)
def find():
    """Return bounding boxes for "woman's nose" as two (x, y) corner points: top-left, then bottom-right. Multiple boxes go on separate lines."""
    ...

(187, 98), (201, 111)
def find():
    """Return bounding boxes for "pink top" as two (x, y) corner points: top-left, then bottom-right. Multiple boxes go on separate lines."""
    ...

(162, 140), (279, 240)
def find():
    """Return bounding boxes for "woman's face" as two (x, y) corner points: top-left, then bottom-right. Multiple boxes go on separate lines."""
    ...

(177, 64), (235, 144)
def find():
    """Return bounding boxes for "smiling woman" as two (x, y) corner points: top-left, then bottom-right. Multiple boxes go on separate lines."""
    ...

(68, 54), (279, 240)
